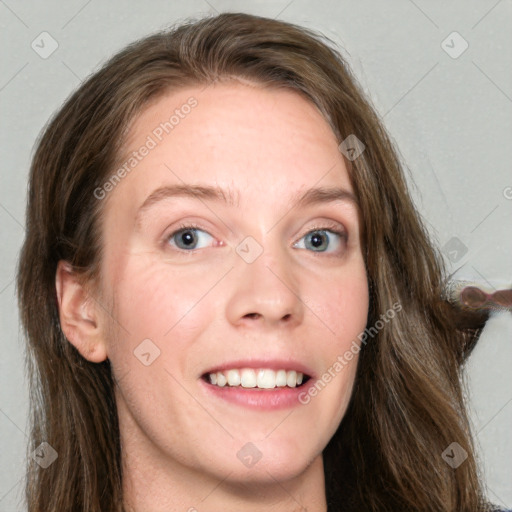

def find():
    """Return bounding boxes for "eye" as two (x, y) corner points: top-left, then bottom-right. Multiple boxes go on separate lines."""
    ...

(164, 222), (347, 255)
(166, 224), (215, 251)
(293, 225), (347, 254)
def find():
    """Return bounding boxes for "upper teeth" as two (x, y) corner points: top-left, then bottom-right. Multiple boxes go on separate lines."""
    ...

(207, 369), (304, 389)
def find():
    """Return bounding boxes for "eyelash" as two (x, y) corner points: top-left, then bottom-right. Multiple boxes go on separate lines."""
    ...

(164, 221), (348, 256)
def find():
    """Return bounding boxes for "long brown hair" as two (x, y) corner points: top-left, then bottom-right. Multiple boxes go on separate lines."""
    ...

(16, 12), (491, 511)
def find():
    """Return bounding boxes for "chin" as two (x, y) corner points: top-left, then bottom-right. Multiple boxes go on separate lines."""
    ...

(210, 439), (321, 484)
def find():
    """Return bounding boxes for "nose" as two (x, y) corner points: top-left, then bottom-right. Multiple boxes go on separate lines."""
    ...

(225, 239), (304, 329)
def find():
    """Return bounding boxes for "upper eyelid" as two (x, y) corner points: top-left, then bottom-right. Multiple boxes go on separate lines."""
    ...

(166, 221), (347, 246)
(142, 202), (356, 231)
(168, 220), (347, 236)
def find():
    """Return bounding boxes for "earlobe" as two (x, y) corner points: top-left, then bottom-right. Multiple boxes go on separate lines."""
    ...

(55, 260), (108, 363)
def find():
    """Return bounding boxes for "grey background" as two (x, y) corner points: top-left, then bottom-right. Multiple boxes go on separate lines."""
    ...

(1, 0), (511, 510)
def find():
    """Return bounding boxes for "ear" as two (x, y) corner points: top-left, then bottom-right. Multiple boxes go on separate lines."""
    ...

(55, 260), (108, 362)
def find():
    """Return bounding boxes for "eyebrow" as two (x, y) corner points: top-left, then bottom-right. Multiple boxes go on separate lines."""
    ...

(135, 183), (358, 226)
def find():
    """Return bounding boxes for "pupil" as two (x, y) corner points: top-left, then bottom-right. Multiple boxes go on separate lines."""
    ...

(310, 231), (326, 250)
(181, 230), (195, 246)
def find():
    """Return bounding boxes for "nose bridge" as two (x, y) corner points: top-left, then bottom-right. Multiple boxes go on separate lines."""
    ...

(226, 232), (304, 326)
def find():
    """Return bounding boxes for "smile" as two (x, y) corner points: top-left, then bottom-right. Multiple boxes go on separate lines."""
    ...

(204, 368), (310, 389)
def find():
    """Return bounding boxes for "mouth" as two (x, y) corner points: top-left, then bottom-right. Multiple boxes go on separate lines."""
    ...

(201, 368), (312, 390)
(199, 359), (316, 410)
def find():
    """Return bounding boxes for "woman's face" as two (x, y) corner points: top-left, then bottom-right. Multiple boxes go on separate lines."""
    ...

(98, 80), (369, 487)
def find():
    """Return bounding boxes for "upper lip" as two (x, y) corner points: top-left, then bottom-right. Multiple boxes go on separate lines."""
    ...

(201, 358), (316, 379)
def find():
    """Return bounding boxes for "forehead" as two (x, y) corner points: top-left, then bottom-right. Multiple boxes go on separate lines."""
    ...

(104, 81), (354, 218)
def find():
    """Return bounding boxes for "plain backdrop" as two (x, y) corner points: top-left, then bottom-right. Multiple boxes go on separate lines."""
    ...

(1, 1), (511, 510)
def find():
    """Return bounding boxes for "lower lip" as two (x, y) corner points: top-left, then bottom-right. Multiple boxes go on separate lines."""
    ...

(199, 378), (315, 410)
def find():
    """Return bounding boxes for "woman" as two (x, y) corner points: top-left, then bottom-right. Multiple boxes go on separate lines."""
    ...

(16, 11), (507, 512)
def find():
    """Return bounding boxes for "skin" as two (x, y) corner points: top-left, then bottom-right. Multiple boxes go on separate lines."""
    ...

(56, 80), (369, 512)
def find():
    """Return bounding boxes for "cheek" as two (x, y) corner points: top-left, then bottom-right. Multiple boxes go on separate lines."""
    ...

(298, 267), (368, 407)
(104, 258), (219, 373)
(306, 270), (369, 345)
(111, 260), (211, 335)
